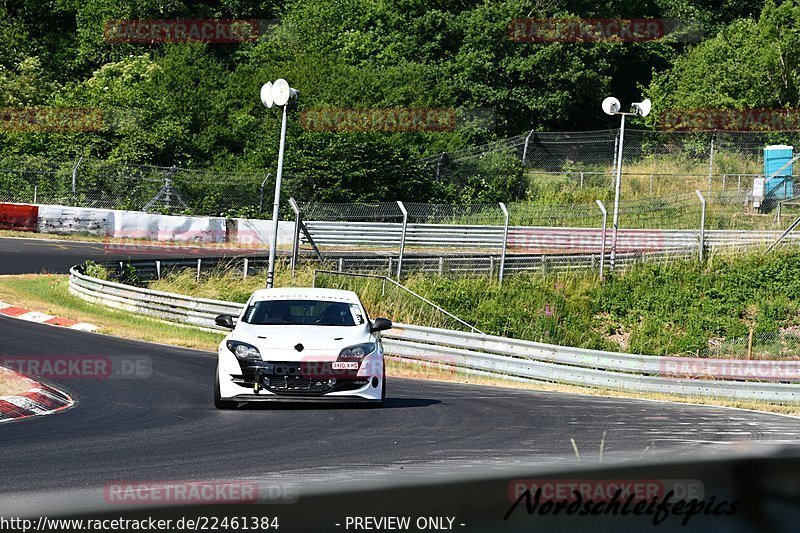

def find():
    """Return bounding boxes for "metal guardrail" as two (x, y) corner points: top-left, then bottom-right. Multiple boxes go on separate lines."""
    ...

(68, 263), (800, 403)
(304, 221), (800, 250)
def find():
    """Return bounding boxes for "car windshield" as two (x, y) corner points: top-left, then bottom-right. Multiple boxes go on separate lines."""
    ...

(242, 299), (365, 326)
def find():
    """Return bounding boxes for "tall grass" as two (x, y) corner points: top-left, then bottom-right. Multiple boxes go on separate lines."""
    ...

(147, 250), (800, 358)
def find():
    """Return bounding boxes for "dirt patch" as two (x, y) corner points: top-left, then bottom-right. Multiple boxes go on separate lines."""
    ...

(0, 367), (30, 396)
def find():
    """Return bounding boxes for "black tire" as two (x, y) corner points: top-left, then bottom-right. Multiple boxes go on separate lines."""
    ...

(373, 367), (386, 408)
(214, 365), (236, 410)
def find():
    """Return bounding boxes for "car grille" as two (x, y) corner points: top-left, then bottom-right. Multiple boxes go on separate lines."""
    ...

(266, 375), (337, 394)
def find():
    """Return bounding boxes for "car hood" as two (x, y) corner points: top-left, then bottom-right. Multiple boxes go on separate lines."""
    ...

(230, 323), (373, 361)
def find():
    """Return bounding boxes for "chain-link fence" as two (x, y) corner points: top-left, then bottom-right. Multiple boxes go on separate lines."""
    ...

(699, 329), (800, 360)
(423, 129), (800, 201)
(290, 190), (800, 279)
(0, 158), (279, 218)
(3, 129), (800, 214)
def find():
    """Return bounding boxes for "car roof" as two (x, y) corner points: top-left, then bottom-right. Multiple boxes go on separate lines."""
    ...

(248, 287), (362, 305)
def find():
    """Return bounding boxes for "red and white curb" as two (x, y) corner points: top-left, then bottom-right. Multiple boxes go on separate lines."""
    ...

(0, 368), (74, 423)
(0, 301), (98, 332)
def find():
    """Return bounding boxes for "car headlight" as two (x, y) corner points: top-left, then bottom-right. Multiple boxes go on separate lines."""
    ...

(226, 340), (261, 361)
(338, 343), (377, 360)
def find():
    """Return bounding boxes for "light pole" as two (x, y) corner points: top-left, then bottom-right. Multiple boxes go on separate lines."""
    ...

(602, 96), (651, 272)
(261, 79), (299, 289)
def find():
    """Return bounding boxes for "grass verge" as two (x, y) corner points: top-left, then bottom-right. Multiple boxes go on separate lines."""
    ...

(0, 273), (797, 416)
(0, 274), (224, 350)
(146, 250), (800, 359)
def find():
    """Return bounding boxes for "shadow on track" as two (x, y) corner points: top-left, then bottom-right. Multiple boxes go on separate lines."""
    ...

(224, 397), (441, 411)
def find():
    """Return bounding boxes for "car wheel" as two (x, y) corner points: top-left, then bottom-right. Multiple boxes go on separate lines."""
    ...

(214, 364), (236, 410)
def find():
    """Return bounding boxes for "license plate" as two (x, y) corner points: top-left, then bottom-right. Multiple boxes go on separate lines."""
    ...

(332, 362), (359, 370)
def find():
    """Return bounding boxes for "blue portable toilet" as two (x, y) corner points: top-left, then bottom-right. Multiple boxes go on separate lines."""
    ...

(764, 145), (794, 199)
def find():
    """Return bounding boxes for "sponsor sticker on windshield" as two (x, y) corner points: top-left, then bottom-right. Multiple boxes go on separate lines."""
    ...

(349, 304), (365, 325)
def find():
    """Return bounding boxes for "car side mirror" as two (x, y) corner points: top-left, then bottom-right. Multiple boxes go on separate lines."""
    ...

(215, 314), (235, 329)
(370, 317), (392, 332)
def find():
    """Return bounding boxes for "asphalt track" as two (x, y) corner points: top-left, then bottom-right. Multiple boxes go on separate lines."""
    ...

(0, 236), (264, 275)
(1, 236), (800, 522)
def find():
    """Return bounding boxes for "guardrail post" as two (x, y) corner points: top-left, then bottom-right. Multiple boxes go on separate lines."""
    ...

(596, 200), (608, 279)
(498, 202), (509, 284)
(396, 201), (408, 280)
(695, 189), (706, 262)
(289, 197), (302, 278)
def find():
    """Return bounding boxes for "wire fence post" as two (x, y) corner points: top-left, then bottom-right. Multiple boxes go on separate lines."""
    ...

(707, 133), (715, 195)
(435, 153), (445, 181)
(258, 174), (270, 213)
(71, 156), (82, 204)
(596, 199), (608, 279)
(396, 201), (408, 280)
(498, 202), (509, 284)
(522, 130), (535, 164)
(695, 189), (706, 262)
(288, 197), (302, 278)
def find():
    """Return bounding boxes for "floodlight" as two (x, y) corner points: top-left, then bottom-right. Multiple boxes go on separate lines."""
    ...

(272, 79), (297, 107)
(631, 98), (651, 117)
(602, 97), (621, 115)
(260, 82), (274, 108)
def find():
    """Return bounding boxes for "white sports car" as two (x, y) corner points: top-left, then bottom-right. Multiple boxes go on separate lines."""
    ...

(214, 287), (392, 408)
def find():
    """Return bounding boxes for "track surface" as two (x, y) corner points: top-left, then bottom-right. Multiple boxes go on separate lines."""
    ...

(0, 236), (263, 275)
(0, 236), (799, 515)
(1, 317), (799, 499)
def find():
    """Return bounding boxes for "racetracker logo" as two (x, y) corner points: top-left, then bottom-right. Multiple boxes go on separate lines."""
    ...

(0, 355), (151, 379)
(507, 228), (666, 253)
(508, 18), (701, 43)
(658, 357), (800, 381)
(104, 19), (261, 43)
(660, 108), (800, 131)
(508, 479), (703, 503)
(101, 229), (259, 255)
(0, 107), (103, 132)
(301, 108), (457, 132)
(103, 480), (297, 504)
